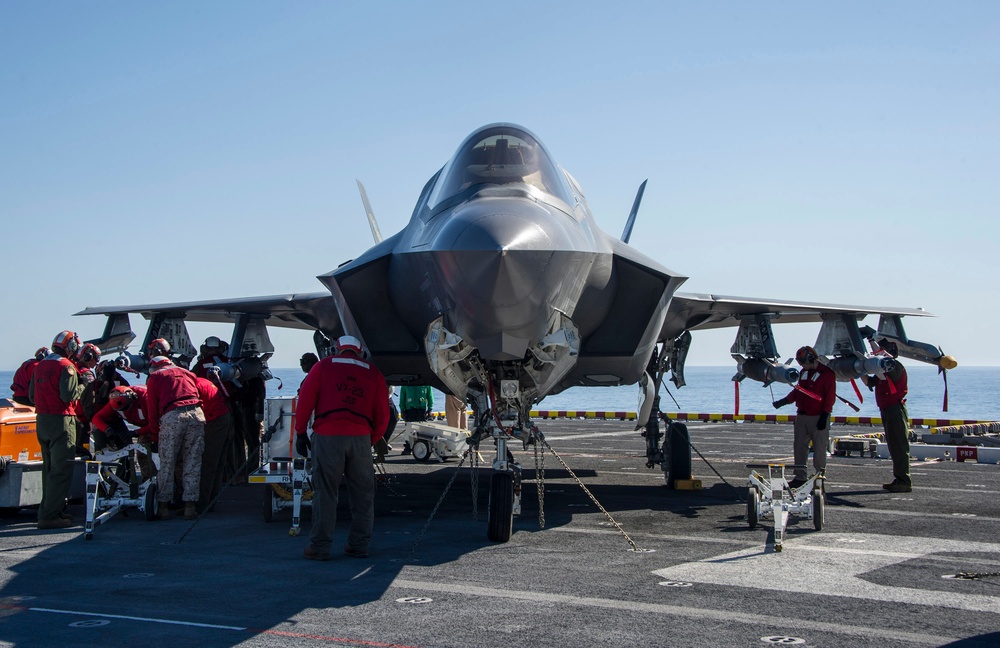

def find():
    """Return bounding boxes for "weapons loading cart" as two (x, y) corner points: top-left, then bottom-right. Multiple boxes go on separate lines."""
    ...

(746, 463), (825, 552)
(249, 397), (312, 536)
(84, 440), (159, 539)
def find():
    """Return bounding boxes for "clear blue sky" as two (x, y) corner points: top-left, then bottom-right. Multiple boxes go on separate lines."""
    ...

(2, 2), (997, 371)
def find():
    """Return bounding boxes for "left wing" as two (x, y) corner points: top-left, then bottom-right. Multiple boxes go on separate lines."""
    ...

(661, 292), (932, 337)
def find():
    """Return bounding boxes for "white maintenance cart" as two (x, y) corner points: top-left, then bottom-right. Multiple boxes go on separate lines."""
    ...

(746, 463), (825, 552)
(249, 397), (313, 536)
(84, 442), (159, 540)
(400, 420), (471, 462)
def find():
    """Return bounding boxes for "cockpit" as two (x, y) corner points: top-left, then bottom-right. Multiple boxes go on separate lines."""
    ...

(427, 124), (576, 212)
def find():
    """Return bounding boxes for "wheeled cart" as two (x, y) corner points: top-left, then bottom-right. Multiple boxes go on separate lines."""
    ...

(401, 421), (470, 462)
(249, 397), (313, 536)
(746, 463), (825, 552)
(84, 442), (159, 539)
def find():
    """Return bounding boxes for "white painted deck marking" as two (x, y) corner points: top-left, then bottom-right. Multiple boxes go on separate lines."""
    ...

(30, 607), (246, 630)
(652, 533), (1000, 614)
(390, 578), (956, 645)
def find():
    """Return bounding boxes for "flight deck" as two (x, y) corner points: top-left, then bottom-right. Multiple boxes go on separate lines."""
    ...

(0, 418), (997, 647)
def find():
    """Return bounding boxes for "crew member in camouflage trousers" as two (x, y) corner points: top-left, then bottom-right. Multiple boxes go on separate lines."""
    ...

(146, 356), (205, 520)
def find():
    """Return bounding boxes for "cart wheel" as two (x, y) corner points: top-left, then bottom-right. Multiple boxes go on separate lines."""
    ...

(487, 471), (514, 542)
(813, 486), (825, 531)
(263, 486), (274, 523)
(289, 527), (300, 537)
(143, 483), (159, 522)
(412, 440), (431, 462)
(747, 488), (760, 530)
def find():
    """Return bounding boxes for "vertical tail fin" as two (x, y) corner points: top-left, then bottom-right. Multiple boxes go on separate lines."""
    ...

(356, 179), (383, 244)
(620, 180), (648, 244)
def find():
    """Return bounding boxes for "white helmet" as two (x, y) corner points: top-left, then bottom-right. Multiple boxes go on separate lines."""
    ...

(336, 335), (364, 356)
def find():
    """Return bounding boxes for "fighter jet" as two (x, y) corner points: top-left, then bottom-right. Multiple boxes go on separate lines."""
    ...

(78, 123), (955, 541)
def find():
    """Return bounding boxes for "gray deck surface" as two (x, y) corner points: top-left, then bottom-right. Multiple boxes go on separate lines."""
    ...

(1, 420), (998, 647)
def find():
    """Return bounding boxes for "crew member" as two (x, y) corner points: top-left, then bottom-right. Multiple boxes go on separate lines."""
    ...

(295, 335), (389, 561)
(91, 385), (156, 482)
(399, 385), (433, 422)
(861, 341), (911, 493)
(91, 385), (150, 452)
(28, 331), (85, 529)
(146, 356), (205, 520)
(195, 376), (234, 514)
(73, 343), (101, 457)
(300, 352), (319, 376)
(772, 346), (836, 488)
(9, 347), (48, 406)
(445, 394), (467, 430)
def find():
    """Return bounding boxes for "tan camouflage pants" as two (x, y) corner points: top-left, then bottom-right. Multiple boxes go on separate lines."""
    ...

(157, 406), (205, 504)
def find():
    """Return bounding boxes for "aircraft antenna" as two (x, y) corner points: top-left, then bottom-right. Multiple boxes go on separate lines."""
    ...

(357, 179), (383, 244)
(620, 180), (647, 244)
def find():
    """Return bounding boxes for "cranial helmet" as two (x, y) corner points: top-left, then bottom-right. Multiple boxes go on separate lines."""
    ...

(109, 386), (137, 411)
(34, 347), (50, 361)
(795, 346), (818, 365)
(78, 343), (102, 363)
(150, 356), (173, 372)
(336, 335), (363, 357)
(52, 330), (81, 356)
(205, 336), (222, 347)
(879, 340), (900, 358)
(148, 338), (171, 356)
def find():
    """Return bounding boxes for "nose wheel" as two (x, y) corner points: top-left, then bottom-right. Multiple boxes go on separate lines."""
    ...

(487, 471), (514, 542)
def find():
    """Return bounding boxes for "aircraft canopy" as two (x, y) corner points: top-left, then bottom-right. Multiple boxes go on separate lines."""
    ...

(428, 124), (575, 210)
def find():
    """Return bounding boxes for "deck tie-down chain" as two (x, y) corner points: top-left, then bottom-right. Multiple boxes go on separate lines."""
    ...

(539, 436), (641, 552)
(404, 448), (472, 563)
(687, 438), (745, 503)
(954, 571), (1000, 580)
(533, 437), (545, 529)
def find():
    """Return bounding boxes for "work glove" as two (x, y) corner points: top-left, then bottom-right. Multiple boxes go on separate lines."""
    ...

(818, 412), (829, 431)
(772, 398), (787, 409)
(295, 434), (311, 457)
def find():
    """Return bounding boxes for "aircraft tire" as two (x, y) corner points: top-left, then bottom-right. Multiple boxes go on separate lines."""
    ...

(487, 472), (514, 542)
(263, 485), (274, 523)
(813, 486), (825, 531)
(664, 422), (692, 488)
(747, 488), (759, 530)
(143, 483), (158, 522)
(412, 440), (431, 462)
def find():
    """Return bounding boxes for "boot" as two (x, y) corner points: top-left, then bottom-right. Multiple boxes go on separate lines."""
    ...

(183, 502), (197, 520)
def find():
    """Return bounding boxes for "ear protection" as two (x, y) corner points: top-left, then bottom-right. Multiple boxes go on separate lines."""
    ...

(796, 346), (818, 364)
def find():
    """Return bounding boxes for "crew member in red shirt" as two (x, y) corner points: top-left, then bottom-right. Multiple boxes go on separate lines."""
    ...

(146, 356), (205, 520)
(772, 346), (837, 487)
(861, 341), (911, 492)
(29, 331), (86, 529)
(195, 376), (234, 513)
(295, 335), (389, 561)
(91, 385), (151, 451)
(73, 343), (101, 457)
(9, 347), (48, 406)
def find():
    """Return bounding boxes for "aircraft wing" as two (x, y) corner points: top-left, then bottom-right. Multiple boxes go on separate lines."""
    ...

(659, 292), (933, 340)
(75, 292), (346, 335)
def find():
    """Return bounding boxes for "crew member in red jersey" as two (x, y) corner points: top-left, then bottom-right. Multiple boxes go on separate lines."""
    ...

(9, 346), (48, 406)
(146, 356), (205, 520)
(772, 345), (837, 488)
(29, 331), (85, 529)
(295, 335), (389, 561)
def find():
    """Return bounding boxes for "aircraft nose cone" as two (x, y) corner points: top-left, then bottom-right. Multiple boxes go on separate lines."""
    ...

(426, 199), (595, 359)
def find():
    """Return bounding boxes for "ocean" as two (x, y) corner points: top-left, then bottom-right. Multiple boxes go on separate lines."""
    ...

(4, 364), (997, 422)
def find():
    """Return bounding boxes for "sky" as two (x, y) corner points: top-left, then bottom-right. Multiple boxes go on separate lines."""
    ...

(2, 2), (997, 372)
